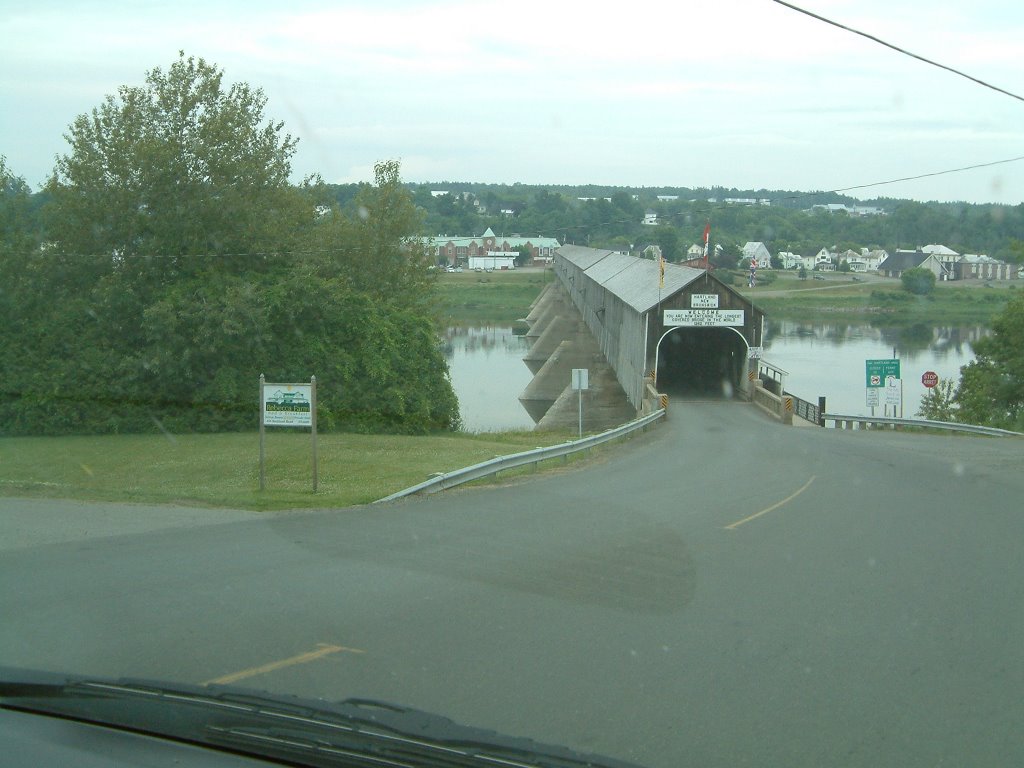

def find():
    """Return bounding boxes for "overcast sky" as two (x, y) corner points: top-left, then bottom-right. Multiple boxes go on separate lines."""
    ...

(3, 0), (1023, 204)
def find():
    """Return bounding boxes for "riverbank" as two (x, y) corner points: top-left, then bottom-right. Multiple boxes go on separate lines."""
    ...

(738, 272), (1016, 323)
(437, 267), (556, 325)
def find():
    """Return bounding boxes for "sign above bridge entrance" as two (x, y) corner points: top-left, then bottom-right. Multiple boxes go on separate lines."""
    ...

(664, 309), (744, 327)
(690, 293), (719, 308)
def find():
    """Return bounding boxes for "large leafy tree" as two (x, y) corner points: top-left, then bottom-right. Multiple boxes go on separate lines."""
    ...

(46, 52), (311, 265)
(1, 56), (458, 436)
(0, 157), (37, 255)
(955, 294), (1024, 430)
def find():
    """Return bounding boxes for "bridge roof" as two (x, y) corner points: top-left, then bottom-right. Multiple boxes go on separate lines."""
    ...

(558, 245), (705, 313)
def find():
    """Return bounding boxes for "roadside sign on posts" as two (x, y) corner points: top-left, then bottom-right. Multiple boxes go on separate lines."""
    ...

(259, 375), (318, 493)
(885, 375), (902, 406)
(571, 368), (589, 391)
(571, 369), (588, 439)
(866, 359), (900, 388)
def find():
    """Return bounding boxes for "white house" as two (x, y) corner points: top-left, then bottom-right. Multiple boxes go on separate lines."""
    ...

(742, 242), (772, 268)
(776, 251), (803, 269)
(642, 211), (658, 226)
(812, 247), (835, 271)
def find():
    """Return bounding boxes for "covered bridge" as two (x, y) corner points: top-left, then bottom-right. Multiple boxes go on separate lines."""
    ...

(554, 245), (765, 409)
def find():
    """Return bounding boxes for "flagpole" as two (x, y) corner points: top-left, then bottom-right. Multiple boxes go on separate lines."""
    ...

(703, 221), (711, 270)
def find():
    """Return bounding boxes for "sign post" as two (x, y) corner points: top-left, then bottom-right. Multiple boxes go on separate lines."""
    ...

(865, 359), (901, 418)
(259, 375), (318, 492)
(571, 368), (589, 439)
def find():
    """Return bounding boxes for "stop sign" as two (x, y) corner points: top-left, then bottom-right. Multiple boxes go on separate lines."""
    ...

(922, 371), (939, 388)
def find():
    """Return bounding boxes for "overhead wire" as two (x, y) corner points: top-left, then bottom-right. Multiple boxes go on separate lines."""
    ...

(770, 0), (1024, 104)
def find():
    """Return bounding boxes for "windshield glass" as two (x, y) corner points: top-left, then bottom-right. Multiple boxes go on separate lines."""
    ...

(2, 2), (1024, 767)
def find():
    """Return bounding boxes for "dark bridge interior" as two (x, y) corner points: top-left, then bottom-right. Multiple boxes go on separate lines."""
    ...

(656, 327), (748, 399)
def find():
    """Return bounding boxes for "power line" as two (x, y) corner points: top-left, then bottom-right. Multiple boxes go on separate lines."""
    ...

(828, 155), (1024, 195)
(770, 0), (1024, 104)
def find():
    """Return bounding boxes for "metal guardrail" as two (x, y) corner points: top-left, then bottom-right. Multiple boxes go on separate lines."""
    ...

(825, 413), (1023, 437)
(374, 409), (667, 503)
(785, 391), (822, 425)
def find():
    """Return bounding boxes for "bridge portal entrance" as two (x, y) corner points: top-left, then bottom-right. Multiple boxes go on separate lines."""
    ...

(656, 326), (749, 398)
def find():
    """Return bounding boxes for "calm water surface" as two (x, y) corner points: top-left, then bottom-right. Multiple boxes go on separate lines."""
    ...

(444, 322), (986, 431)
(443, 326), (534, 432)
(763, 320), (985, 417)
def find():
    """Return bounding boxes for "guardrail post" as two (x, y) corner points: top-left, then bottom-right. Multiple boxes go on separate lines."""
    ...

(818, 397), (826, 427)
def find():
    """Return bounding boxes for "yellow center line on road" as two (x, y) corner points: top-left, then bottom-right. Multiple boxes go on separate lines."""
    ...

(724, 475), (817, 531)
(203, 643), (365, 686)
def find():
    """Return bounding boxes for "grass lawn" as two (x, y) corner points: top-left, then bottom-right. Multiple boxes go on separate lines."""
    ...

(0, 429), (582, 510)
(436, 268), (556, 324)
(738, 272), (1017, 322)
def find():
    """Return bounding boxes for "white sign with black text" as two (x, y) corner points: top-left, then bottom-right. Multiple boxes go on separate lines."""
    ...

(664, 309), (744, 327)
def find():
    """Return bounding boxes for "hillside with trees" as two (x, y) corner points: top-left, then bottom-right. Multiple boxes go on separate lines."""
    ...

(350, 182), (1023, 269)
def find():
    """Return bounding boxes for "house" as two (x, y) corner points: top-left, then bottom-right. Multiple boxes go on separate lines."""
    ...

(422, 228), (560, 266)
(742, 242), (772, 268)
(855, 248), (889, 272)
(879, 249), (949, 279)
(955, 254), (1017, 280)
(687, 244), (705, 260)
(776, 251), (803, 270)
(806, 247), (835, 271)
(642, 211), (658, 226)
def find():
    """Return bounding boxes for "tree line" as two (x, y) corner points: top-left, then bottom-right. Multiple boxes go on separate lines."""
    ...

(0, 54), (458, 436)
(357, 182), (1023, 267)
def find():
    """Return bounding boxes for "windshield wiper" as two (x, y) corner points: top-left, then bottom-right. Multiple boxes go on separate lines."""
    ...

(0, 667), (646, 768)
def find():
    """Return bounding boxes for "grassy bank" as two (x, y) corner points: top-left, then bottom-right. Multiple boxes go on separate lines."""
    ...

(437, 268), (555, 324)
(0, 429), (583, 510)
(739, 273), (1016, 323)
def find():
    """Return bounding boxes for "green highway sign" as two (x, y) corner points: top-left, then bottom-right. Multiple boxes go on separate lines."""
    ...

(865, 359), (900, 388)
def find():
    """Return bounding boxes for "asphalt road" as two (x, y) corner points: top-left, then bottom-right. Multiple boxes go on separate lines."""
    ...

(3, 403), (1023, 767)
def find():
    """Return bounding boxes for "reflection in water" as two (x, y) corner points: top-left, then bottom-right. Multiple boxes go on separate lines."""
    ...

(443, 326), (534, 432)
(764, 321), (988, 417)
(446, 322), (990, 430)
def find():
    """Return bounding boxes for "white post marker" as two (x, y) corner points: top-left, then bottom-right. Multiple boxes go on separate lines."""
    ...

(571, 368), (589, 439)
(259, 375), (318, 492)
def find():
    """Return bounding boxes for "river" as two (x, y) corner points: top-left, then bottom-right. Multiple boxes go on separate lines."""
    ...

(443, 321), (986, 431)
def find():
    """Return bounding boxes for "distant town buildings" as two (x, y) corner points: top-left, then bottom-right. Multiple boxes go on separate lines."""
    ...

(810, 203), (886, 216)
(422, 228), (560, 267)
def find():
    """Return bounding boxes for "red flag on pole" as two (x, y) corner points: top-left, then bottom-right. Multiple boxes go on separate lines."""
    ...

(702, 222), (711, 267)
(659, 254), (665, 289)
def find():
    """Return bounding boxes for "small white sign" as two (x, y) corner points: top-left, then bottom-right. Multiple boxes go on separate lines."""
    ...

(571, 368), (589, 391)
(664, 309), (744, 327)
(747, 346), (763, 360)
(263, 383), (313, 427)
(866, 388), (880, 407)
(885, 375), (902, 406)
(690, 293), (719, 309)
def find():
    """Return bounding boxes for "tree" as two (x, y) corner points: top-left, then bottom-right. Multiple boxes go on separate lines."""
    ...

(1, 157), (37, 255)
(1, 56), (459, 436)
(655, 226), (681, 262)
(954, 294), (1024, 430)
(916, 378), (957, 421)
(45, 51), (312, 268)
(900, 267), (936, 295)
